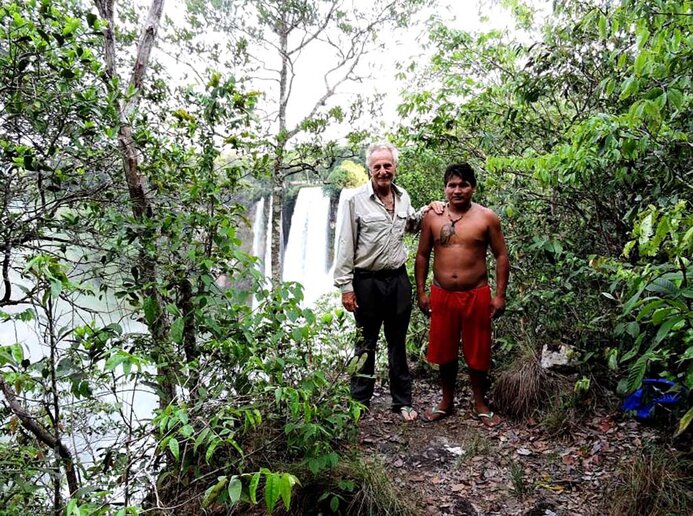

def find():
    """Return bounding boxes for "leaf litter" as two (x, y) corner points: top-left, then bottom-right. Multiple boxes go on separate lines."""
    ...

(353, 375), (669, 515)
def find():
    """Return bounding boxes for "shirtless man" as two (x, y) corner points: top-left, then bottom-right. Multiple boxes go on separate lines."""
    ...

(415, 163), (509, 426)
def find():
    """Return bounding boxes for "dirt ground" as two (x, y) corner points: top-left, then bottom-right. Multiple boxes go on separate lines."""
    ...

(354, 371), (669, 516)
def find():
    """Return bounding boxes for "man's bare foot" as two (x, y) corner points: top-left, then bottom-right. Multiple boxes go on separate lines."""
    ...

(423, 405), (454, 422)
(472, 403), (501, 427)
(398, 406), (418, 421)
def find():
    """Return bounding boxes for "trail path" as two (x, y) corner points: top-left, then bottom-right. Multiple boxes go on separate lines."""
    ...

(355, 373), (662, 515)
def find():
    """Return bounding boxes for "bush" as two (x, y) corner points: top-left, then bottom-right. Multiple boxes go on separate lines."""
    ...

(324, 160), (368, 199)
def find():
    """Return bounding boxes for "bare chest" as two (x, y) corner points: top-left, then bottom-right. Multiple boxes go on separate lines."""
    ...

(431, 213), (488, 248)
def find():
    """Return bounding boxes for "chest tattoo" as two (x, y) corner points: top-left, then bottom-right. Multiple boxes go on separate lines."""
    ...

(439, 213), (464, 246)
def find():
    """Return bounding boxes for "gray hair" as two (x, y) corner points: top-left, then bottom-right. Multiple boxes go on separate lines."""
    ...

(366, 141), (399, 169)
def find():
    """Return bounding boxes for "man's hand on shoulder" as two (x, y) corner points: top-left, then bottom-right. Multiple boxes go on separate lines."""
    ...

(342, 291), (359, 312)
(490, 295), (506, 319)
(428, 201), (446, 216)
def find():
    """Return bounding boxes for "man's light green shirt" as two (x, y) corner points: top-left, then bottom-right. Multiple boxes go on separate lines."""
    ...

(333, 181), (424, 294)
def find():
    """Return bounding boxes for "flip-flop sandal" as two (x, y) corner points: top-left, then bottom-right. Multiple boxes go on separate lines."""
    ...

(399, 406), (418, 421)
(422, 407), (453, 423)
(472, 409), (501, 427)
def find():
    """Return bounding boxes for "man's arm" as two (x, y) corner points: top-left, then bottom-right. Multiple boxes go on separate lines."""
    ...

(333, 198), (359, 312)
(488, 212), (510, 318)
(415, 212), (434, 315)
(406, 201), (446, 233)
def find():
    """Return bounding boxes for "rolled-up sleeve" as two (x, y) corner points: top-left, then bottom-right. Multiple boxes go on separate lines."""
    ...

(333, 197), (357, 293)
(405, 197), (426, 233)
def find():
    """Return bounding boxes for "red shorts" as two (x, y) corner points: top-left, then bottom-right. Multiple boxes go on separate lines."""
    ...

(427, 284), (492, 371)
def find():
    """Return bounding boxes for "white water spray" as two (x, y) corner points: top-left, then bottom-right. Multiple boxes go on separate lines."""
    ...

(282, 186), (332, 305)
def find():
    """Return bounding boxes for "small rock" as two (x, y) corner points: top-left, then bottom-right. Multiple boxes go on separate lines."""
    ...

(540, 342), (577, 369)
(445, 446), (465, 456)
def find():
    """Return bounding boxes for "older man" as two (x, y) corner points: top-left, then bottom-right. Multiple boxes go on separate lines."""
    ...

(334, 142), (439, 421)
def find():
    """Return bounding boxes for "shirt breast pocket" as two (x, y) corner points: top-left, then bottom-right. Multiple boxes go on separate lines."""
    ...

(360, 212), (390, 239)
(393, 211), (408, 236)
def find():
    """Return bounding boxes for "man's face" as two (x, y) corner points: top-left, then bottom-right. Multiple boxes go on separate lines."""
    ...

(445, 175), (475, 205)
(369, 149), (396, 190)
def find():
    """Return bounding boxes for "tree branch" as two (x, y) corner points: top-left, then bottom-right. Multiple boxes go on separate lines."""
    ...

(0, 376), (79, 495)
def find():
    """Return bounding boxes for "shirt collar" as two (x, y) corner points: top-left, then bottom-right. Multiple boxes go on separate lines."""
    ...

(367, 180), (403, 198)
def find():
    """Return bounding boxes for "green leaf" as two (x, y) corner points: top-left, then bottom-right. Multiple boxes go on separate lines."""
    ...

(636, 25), (650, 48)
(278, 473), (296, 509)
(621, 138), (637, 157)
(249, 471), (261, 504)
(639, 211), (655, 245)
(202, 476), (227, 508)
(620, 336), (642, 363)
(627, 355), (648, 393)
(228, 476), (242, 504)
(205, 438), (220, 463)
(646, 278), (677, 296)
(607, 349), (619, 370)
(674, 406), (693, 437)
(598, 14), (607, 39)
(636, 298), (664, 321)
(10, 343), (24, 364)
(143, 297), (157, 325)
(633, 51), (648, 76)
(654, 315), (685, 344)
(264, 472), (280, 513)
(667, 88), (683, 110)
(620, 76), (639, 100)
(66, 498), (80, 516)
(105, 352), (126, 372)
(168, 437), (180, 460)
(50, 279), (63, 299)
(651, 307), (673, 325)
(623, 286), (646, 314)
(194, 427), (210, 451)
(86, 12), (97, 28)
(170, 317), (185, 344)
(625, 321), (640, 338)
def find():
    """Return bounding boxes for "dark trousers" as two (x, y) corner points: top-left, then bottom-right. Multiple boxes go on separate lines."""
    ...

(351, 266), (413, 409)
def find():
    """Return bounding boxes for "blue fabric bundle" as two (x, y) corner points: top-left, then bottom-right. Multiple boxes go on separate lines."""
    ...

(622, 378), (687, 420)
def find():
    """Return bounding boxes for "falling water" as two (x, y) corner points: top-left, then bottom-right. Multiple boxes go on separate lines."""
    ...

(251, 197), (273, 308)
(251, 197), (269, 278)
(282, 186), (332, 305)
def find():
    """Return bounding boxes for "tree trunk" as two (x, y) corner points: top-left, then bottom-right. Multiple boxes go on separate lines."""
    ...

(270, 165), (284, 287)
(269, 21), (290, 287)
(96, 0), (176, 409)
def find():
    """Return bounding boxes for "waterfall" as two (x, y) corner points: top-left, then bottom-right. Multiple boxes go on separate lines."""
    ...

(251, 197), (270, 279)
(251, 197), (274, 308)
(282, 186), (332, 305)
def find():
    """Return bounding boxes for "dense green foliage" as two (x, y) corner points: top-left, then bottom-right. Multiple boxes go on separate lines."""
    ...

(1, 1), (361, 513)
(323, 159), (369, 199)
(396, 0), (691, 427)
